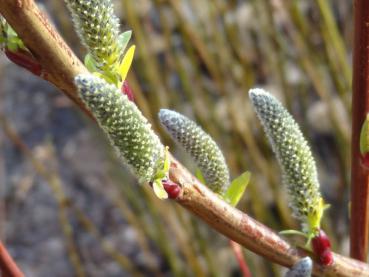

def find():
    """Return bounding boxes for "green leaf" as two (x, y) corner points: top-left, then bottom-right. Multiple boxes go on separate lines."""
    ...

(153, 146), (170, 180)
(163, 146), (170, 173)
(224, 171), (250, 207)
(118, 30), (132, 53)
(118, 45), (135, 81)
(6, 26), (17, 38)
(6, 27), (26, 51)
(279, 229), (307, 237)
(153, 180), (168, 200)
(91, 72), (113, 84)
(7, 40), (18, 52)
(360, 113), (369, 155)
(84, 53), (98, 72)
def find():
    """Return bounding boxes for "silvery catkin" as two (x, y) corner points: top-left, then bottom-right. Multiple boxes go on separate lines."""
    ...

(249, 88), (322, 233)
(65, 0), (122, 69)
(285, 257), (312, 277)
(75, 74), (164, 183)
(159, 109), (230, 194)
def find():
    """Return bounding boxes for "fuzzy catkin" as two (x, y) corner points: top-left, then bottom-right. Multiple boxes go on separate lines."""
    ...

(159, 109), (230, 194)
(65, 0), (122, 69)
(75, 74), (164, 183)
(249, 89), (321, 232)
(285, 257), (312, 277)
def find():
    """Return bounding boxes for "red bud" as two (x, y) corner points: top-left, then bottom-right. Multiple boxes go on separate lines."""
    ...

(311, 229), (333, 266)
(5, 49), (42, 76)
(319, 249), (334, 266)
(162, 179), (181, 199)
(121, 80), (134, 102)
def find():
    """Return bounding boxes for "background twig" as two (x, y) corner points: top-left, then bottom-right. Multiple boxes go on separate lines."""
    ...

(0, 241), (24, 277)
(350, 0), (369, 261)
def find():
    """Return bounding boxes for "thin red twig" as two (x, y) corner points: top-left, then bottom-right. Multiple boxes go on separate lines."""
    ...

(350, 0), (369, 261)
(0, 241), (24, 277)
(229, 240), (252, 277)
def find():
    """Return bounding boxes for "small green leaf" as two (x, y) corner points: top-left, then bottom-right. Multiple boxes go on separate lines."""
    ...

(360, 113), (369, 155)
(118, 30), (132, 53)
(279, 229), (308, 237)
(84, 53), (98, 72)
(280, 229), (314, 247)
(6, 27), (26, 50)
(7, 40), (18, 52)
(118, 45), (135, 81)
(153, 180), (168, 199)
(92, 72), (113, 84)
(153, 146), (170, 181)
(195, 169), (206, 184)
(224, 171), (250, 207)
(163, 146), (170, 173)
(7, 27), (17, 38)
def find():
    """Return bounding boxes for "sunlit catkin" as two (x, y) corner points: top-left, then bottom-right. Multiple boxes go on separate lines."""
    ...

(159, 109), (230, 194)
(249, 89), (323, 234)
(65, 0), (122, 69)
(75, 74), (164, 183)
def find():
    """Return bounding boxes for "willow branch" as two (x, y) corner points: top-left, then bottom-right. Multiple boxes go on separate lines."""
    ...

(350, 0), (369, 261)
(1, 1), (369, 276)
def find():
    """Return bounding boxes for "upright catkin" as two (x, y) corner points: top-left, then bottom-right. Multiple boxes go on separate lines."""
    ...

(65, 0), (122, 69)
(249, 89), (322, 233)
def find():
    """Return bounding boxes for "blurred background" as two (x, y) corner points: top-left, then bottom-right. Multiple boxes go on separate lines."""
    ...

(0, 0), (353, 276)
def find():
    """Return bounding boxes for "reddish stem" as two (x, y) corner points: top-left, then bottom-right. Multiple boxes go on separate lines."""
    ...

(4, 49), (43, 77)
(350, 0), (369, 261)
(0, 241), (24, 277)
(229, 240), (251, 277)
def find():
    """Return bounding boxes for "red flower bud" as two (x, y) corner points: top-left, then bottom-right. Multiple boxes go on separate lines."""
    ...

(162, 179), (181, 199)
(5, 49), (42, 76)
(311, 229), (333, 266)
(121, 80), (134, 102)
(319, 249), (334, 266)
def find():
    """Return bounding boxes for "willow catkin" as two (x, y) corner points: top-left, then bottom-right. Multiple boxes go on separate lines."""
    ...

(285, 257), (312, 277)
(249, 88), (322, 233)
(75, 74), (164, 183)
(159, 109), (230, 194)
(65, 0), (122, 69)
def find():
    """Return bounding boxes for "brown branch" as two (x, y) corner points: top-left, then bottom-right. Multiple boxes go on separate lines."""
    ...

(350, 0), (369, 261)
(0, 241), (24, 277)
(169, 157), (369, 276)
(1, 0), (369, 276)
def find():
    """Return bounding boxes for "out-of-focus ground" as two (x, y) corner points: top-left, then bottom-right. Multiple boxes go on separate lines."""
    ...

(0, 0), (354, 276)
